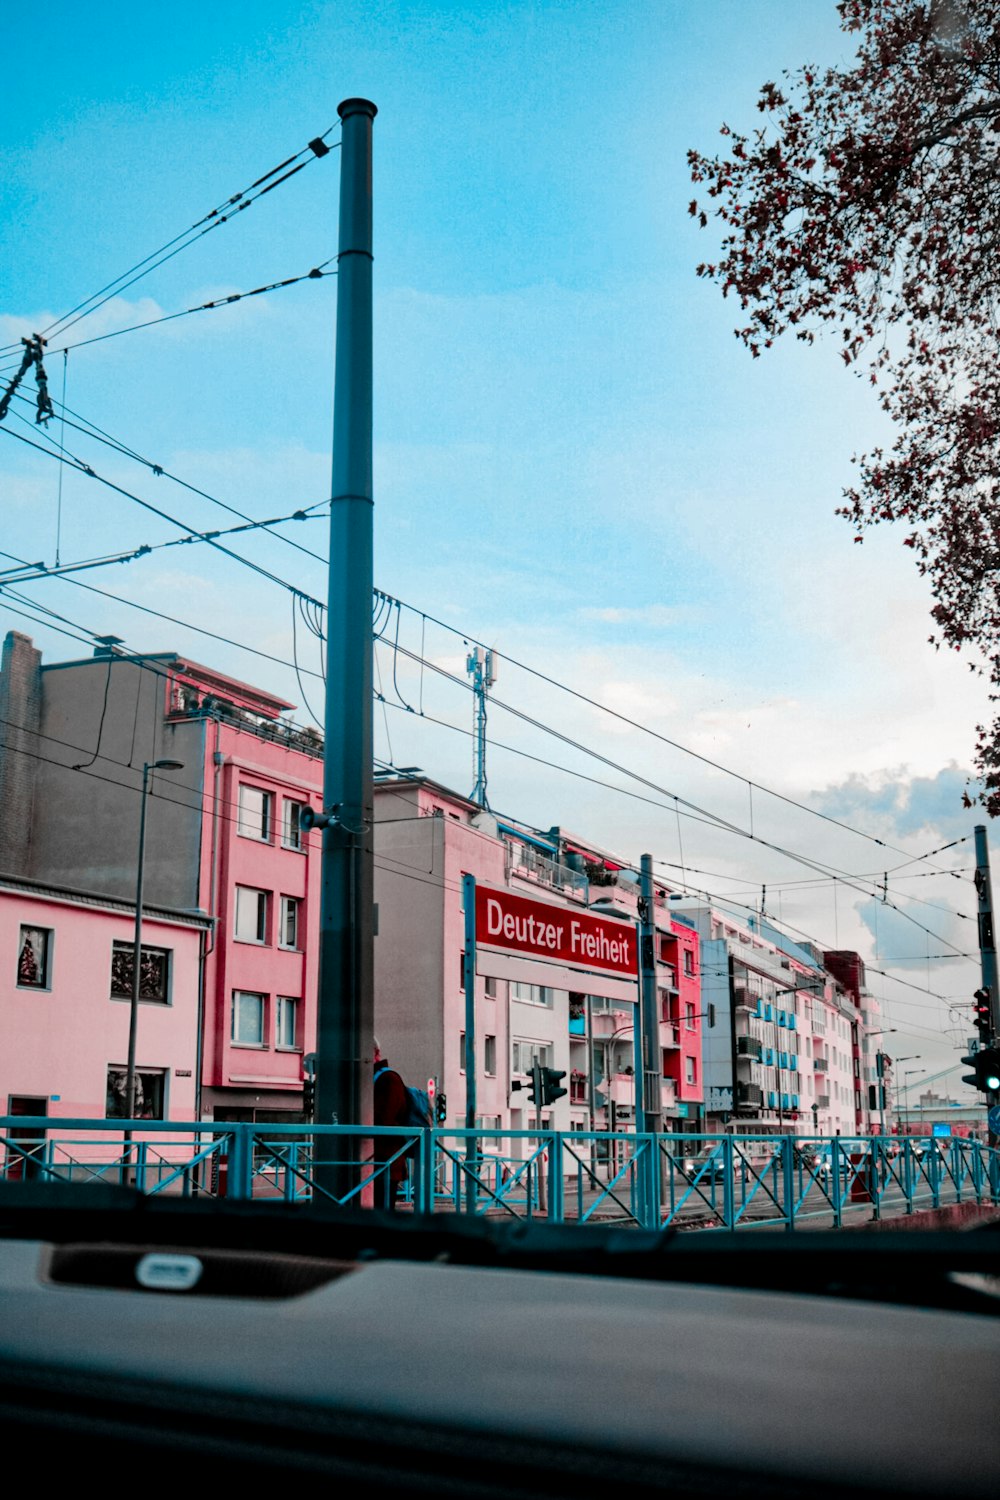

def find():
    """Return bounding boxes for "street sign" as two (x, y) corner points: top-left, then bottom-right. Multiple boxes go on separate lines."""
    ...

(302, 1052), (317, 1079)
(475, 884), (638, 976)
(988, 1105), (1000, 1136)
(427, 1077), (436, 1102)
(969, 1036), (980, 1054)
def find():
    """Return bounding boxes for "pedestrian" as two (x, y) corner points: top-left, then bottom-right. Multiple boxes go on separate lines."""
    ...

(373, 1038), (410, 1211)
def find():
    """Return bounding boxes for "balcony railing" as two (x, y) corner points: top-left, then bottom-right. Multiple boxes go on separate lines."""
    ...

(591, 1010), (633, 1039)
(816, 1094), (831, 1109)
(505, 839), (589, 900)
(737, 1036), (763, 1060)
(608, 1074), (637, 1106)
(736, 1082), (763, 1107)
(814, 1057), (830, 1072)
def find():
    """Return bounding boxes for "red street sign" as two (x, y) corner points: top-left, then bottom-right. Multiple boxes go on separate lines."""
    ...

(427, 1078), (436, 1101)
(475, 885), (637, 977)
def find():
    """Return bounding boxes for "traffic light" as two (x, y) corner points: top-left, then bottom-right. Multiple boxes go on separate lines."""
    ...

(976, 1047), (1000, 1093)
(434, 1092), (447, 1124)
(540, 1067), (567, 1106)
(302, 1075), (316, 1121)
(973, 988), (992, 1041)
(963, 1044), (1000, 1094)
(527, 1064), (543, 1106)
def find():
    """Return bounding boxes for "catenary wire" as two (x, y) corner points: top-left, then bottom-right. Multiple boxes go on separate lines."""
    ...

(0, 128), (340, 352)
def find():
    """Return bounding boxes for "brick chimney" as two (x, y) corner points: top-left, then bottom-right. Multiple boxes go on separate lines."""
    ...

(0, 631), (42, 872)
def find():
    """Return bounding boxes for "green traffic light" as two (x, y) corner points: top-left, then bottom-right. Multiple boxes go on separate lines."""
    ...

(986, 1072), (1000, 1091)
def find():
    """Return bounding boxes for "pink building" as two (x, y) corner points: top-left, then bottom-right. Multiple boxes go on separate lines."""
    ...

(1, 874), (208, 1124)
(374, 774), (703, 1137)
(0, 631), (704, 1133)
(0, 633), (324, 1123)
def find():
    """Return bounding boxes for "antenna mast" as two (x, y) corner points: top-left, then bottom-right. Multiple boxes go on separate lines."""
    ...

(466, 646), (497, 808)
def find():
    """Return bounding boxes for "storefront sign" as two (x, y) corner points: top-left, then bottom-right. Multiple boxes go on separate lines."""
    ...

(475, 886), (637, 977)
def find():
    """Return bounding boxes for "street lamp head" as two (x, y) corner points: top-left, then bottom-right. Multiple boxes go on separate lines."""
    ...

(152, 759), (184, 771)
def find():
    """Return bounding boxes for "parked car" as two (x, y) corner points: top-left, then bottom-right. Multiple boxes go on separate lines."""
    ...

(681, 1142), (775, 1185)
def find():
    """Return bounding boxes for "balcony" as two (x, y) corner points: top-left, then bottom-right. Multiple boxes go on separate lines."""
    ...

(814, 1057), (829, 1073)
(816, 1094), (830, 1110)
(733, 986), (754, 1011)
(570, 1073), (587, 1105)
(608, 1074), (637, 1107)
(737, 1036), (763, 1060)
(736, 1082), (763, 1108)
(659, 1020), (678, 1049)
(591, 1010), (633, 1040)
(505, 840), (589, 901)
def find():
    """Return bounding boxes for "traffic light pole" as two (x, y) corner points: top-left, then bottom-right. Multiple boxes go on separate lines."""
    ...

(974, 826), (999, 1147)
(463, 874), (478, 1213)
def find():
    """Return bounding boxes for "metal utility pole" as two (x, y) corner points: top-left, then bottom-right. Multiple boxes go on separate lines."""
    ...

(974, 825), (999, 1145)
(315, 99), (377, 1197)
(466, 646), (496, 808)
(638, 855), (663, 1134)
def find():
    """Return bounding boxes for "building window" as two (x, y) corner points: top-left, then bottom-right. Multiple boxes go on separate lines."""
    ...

(110, 942), (170, 1004)
(511, 982), (556, 1008)
(279, 896), (299, 950)
(234, 886), (268, 944)
(484, 1035), (497, 1075)
(685, 1002), (696, 1030)
(106, 1066), (165, 1119)
(683, 949), (695, 977)
(17, 925), (51, 989)
(232, 990), (266, 1047)
(459, 1031), (466, 1073)
(238, 784), (272, 842)
(512, 1038), (553, 1073)
(685, 1055), (696, 1086)
(276, 996), (299, 1050)
(282, 800), (305, 850)
(484, 974), (497, 998)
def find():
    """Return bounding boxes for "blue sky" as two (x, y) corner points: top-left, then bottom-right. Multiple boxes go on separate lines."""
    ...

(2, 1), (990, 1085)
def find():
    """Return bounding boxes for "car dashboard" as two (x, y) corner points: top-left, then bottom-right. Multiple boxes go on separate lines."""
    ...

(0, 1184), (997, 1498)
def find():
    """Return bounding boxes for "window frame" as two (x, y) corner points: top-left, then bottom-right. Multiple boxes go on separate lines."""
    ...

(106, 1065), (166, 1120)
(16, 924), (53, 991)
(276, 996), (300, 1051)
(232, 989), (267, 1048)
(281, 799), (306, 851)
(237, 784), (273, 843)
(234, 885), (269, 945)
(110, 941), (171, 1006)
(278, 895), (300, 951)
(511, 1038), (554, 1074)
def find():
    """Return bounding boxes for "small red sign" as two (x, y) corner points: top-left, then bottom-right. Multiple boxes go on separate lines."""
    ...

(475, 885), (637, 977)
(427, 1077), (436, 1101)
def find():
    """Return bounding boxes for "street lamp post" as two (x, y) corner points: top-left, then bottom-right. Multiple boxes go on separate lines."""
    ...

(902, 1066), (923, 1137)
(892, 1055), (921, 1137)
(125, 758), (184, 1120)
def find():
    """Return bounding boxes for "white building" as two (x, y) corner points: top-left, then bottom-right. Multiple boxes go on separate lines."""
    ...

(670, 901), (877, 1138)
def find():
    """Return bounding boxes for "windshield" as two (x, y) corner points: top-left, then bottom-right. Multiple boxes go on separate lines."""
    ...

(2, 3), (999, 1495)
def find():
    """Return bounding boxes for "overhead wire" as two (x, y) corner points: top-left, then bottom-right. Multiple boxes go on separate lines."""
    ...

(45, 263), (337, 355)
(0, 127), (340, 355)
(5, 385), (332, 568)
(0, 428), (977, 957)
(1, 533), (974, 966)
(3, 382), (976, 890)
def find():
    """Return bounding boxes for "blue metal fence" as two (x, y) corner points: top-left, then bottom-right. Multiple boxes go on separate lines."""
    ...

(2, 1118), (998, 1230)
